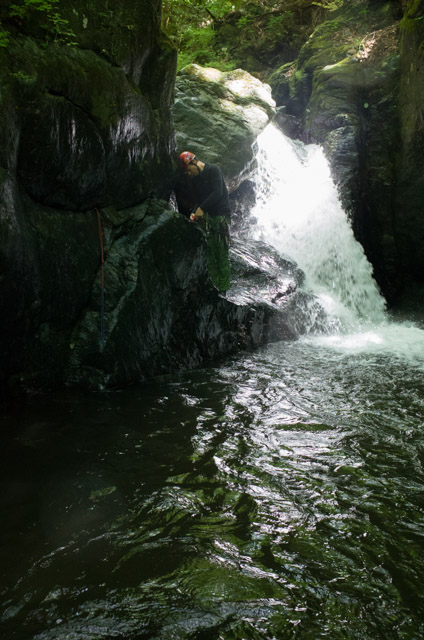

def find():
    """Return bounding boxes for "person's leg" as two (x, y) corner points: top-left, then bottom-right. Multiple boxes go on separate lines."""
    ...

(207, 217), (230, 292)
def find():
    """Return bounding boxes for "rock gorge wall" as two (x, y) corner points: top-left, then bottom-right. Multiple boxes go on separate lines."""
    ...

(269, 0), (424, 302)
(396, 0), (424, 289)
(0, 0), (176, 396)
(0, 0), (287, 398)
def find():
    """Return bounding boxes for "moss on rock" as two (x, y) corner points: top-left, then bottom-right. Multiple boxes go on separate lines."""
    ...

(173, 64), (275, 183)
(395, 0), (424, 283)
(0, 0), (178, 397)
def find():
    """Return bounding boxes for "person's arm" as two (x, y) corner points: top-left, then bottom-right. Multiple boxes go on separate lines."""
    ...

(190, 206), (204, 221)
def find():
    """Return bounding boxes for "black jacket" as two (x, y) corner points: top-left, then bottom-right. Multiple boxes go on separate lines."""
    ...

(192, 163), (231, 217)
(175, 164), (231, 218)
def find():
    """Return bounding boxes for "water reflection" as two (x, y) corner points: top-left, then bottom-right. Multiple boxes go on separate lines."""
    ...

(1, 337), (424, 639)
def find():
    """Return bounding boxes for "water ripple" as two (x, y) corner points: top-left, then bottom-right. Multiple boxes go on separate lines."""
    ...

(1, 337), (424, 639)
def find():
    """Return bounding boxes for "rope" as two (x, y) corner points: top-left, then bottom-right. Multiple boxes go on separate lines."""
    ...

(96, 208), (106, 345)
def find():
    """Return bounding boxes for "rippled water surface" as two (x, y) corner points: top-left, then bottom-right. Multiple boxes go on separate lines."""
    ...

(1, 329), (424, 639)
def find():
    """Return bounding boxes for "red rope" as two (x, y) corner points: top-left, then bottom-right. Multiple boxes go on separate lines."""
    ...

(96, 208), (105, 343)
(96, 208), (105, 287)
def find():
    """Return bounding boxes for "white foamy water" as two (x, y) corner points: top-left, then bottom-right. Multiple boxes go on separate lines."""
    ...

(250, 123), (424, 365)
(251, 123), (386, 328)
(308, 324), (424, 365)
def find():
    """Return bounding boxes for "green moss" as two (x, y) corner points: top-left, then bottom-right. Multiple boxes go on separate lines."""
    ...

(9, 70), (36, 85)
(405, 0), (424, 17)
(0, 23), (9, 48)
(400, 0), (424, 31)
(400, 15), (423, 32)
(91, 93), (118, 128)
(269, 61), (295, 80)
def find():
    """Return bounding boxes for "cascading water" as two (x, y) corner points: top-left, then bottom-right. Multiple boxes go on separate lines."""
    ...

(249, 122), (424, 364)
(251, 122), (386, 329)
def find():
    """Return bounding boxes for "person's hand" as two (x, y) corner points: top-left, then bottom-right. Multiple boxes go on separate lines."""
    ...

(190, 207), (204, 221)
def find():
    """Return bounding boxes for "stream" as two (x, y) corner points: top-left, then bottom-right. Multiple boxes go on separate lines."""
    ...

(1, 125), (424, 640)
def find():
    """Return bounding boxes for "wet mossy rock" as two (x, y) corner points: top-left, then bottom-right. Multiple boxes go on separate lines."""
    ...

(173, 64), (276, 185)
(3, 43), (176, 210)
(1, 188), (307, 395)
(66, 205), (310, 390)
(0, 0), (178, 397)
(396, 0), (424, 283)
(0, 5), (288, 398)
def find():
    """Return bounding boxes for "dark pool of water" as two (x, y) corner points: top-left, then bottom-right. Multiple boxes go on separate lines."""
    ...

(1, 332), (424, 639)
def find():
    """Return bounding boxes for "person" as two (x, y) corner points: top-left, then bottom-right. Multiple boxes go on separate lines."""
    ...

(176, 151), (231, 294)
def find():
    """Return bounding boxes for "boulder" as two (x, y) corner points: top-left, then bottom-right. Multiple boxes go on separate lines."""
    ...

(65, 206), (315, 390)
(228, 238), (329, 339)
(173, 64), (276, 187)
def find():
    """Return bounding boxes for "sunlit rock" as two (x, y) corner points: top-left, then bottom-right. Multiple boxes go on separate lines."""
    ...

(173, 64), (276, 187)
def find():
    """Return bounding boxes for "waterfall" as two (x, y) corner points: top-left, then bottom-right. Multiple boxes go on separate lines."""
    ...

(250, 123), (387, 330)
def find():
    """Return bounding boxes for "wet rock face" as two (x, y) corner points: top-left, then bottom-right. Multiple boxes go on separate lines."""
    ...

(67, 203), (218, 388)
(173, 65), (276, 186)
(0, 0), (177, 397)
(396, 0), (424, 284)
(6, 35), (176, 211)
(58, 0), (163, 86)
(18, 90), (107, 210)
(64, 207), (313, 390)
(228, 238), (329, 339)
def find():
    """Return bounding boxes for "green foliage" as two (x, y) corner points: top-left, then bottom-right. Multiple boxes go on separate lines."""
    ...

(311, 0), (342, 10)
(9, 0), (55, 19)
(164, 0), (341, 73)
(42, 11), (78, 45)
(176, 24), (237, 70)
(163, 0), (240, 43)
(9, 70), (35, 83)
(0, 21), (10, 47)
(3, 0), (77, 46)
(162, 0), (242, 70)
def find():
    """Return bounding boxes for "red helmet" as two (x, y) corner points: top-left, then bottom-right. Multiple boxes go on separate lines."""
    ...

(179, 151), (196, 171)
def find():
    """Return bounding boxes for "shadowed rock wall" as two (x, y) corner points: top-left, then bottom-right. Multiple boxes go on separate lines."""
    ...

(0, 4), (305, 399)
(0, 0), (178, 396)
(396, 0), (424, 285)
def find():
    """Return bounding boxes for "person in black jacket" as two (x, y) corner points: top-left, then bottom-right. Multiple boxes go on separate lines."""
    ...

(176, 151), (231, 294)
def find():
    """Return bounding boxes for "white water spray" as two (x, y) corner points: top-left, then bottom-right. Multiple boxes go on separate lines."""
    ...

(250, 123), (424, 365)
(251, 123), (386, 329)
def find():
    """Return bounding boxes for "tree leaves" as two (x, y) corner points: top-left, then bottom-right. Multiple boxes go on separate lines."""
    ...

(163, 0), (330, 72)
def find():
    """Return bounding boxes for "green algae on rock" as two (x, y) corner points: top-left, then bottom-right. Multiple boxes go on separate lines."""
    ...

(173, 64), (276, 185)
